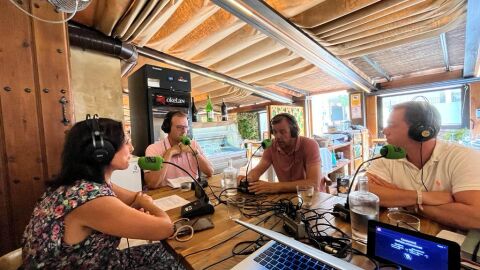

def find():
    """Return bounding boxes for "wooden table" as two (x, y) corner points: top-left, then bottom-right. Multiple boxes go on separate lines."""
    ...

(147, 175), (448, 270)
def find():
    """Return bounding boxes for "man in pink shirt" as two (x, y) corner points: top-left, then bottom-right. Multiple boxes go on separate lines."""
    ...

(242, 113), (324, 194)
(144, 111), (213, 189)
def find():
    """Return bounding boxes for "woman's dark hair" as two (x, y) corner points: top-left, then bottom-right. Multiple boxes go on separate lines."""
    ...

(48, 118), (125, 188)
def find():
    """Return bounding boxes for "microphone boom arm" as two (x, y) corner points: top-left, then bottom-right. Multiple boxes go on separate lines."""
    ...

(163, 160), (207, 201)
(344, 155), (383, 209)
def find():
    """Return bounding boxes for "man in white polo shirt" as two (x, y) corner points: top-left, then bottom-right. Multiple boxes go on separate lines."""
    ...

(367, 101), (480, 230)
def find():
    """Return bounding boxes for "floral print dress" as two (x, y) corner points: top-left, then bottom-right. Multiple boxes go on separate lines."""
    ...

(21, 180), (183, 269)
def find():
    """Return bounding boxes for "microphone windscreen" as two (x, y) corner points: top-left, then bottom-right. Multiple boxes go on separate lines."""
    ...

(261, 139), (272, 149)
(138, 156), (164, 171)
(179, 135), (191, 146)
(380, 145), (406, 159)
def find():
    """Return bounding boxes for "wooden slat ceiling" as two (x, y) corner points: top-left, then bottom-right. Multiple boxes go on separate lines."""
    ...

(73, 0), (468, 107)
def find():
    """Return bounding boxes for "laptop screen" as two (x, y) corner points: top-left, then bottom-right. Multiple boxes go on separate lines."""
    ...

(367, 220), (460, 270)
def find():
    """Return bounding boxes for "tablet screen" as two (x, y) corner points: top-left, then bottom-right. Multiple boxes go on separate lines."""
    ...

(374, 226), (448, 269)
(367, 220), (460, 270)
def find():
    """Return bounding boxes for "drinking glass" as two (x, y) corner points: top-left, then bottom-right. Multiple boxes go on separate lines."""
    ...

(387, 210), (421, 231)
(227, 197), (245, 220)
(296, 185), (314, 207)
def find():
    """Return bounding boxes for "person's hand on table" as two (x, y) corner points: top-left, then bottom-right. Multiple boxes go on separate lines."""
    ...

(248, 181), (279, 194)
(237, 175), (246, 184)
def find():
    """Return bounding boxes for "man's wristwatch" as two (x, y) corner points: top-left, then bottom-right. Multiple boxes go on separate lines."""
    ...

(417, 190), (424, 211)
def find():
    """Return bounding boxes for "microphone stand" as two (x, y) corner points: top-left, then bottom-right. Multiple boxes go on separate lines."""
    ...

(238, 145), (262, 194)
(162, 160), (214, 218)
(333, 155), (383, 221)
(188, 145), (207, 198)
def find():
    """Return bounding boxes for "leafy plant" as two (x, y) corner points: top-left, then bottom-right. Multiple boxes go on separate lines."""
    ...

(237, 112), (259, 140)
(442, 128), (469, 142)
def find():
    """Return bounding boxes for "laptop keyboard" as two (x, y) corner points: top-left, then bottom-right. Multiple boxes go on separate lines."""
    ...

(253, 242), (338, 270)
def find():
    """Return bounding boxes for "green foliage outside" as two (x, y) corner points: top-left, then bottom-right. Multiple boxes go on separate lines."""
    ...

(237, 112), (259, 140)
(442, 128), (469, 142)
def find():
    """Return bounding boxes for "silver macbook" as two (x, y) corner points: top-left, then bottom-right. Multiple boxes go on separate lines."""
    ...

(232, 219), (362, 270)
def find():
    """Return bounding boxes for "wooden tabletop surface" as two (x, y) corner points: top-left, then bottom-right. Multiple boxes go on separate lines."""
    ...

(147, 174), (448, 270)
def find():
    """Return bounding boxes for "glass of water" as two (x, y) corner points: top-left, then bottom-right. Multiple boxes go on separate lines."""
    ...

(296, 185), (314, 207)
(387, 210), (421, 231)
(227, 197), (245, 220)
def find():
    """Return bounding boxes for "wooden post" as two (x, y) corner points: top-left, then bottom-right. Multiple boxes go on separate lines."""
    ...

(0, 0), (73, 254)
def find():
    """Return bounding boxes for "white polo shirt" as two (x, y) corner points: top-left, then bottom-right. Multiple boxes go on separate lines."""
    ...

(367, 140), (480, 194)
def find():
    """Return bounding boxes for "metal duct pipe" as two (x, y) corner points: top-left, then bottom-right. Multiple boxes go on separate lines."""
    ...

(68, 23), (137, 77)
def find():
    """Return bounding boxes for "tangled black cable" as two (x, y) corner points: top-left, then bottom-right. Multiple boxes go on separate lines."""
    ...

(300, 209), (352, 259)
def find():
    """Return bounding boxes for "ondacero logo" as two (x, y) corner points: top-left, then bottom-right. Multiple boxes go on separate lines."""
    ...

(155, 95), (186, 105)
(166, 97), (186, 104)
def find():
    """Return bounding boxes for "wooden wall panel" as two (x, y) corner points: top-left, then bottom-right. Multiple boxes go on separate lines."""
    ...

(32, 0), (73, 182)
(470, 82), (480, 138)
(0, 0), (44, 252)
(0, 0), (72, 254)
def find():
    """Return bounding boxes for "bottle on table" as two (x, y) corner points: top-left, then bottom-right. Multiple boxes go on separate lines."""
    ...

(221, 98), (228, 121)
(191, 97), (198, 122)
(223, 159), (238, 196)
(206, 95), (214, 122)
(349, 175), (379, 243)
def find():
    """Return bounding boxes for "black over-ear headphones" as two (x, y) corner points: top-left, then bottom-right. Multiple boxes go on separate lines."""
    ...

(161, 111), (180, 133)
(270, 113), (300, 138)
(407, 99), (437, 142)
(85, 114), (115, 164)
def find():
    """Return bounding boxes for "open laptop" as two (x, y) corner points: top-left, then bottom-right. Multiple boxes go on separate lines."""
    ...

(232, 219), (362, 270)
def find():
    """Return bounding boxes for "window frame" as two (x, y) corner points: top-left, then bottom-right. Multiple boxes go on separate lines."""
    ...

(376, 87), (470, 137)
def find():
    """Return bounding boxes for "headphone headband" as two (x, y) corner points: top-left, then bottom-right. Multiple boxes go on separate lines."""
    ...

(85, 114), (115, 164)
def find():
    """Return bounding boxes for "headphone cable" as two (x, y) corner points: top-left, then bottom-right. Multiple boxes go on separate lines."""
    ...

(419, 142), (428, 191)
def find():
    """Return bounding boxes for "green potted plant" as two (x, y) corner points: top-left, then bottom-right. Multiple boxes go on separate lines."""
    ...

(237, 112), (259, 140)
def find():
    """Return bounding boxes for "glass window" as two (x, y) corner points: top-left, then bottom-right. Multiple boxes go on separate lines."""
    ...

(311, 91), (350, 135)
(378, 88), (467, 133)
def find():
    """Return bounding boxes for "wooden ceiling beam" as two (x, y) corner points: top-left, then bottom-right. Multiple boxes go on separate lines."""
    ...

(229, 101), (284, 113)
(379, 69), (462, 89)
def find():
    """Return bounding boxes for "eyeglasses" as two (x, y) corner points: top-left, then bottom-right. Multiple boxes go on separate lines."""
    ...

(175, 125), (189, 131)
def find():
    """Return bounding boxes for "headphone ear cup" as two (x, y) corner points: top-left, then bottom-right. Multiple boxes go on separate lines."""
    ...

(291, 124), (299, 137)
(161, 115), (171, 133)
(88, 138), (115, 164)
(408, 124), (434, 142)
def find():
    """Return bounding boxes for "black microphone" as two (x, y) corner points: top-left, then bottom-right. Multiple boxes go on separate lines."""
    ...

(333, 145), (406, 221)
(138, 156), (214, 218)
(238, 139), (272, 194)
